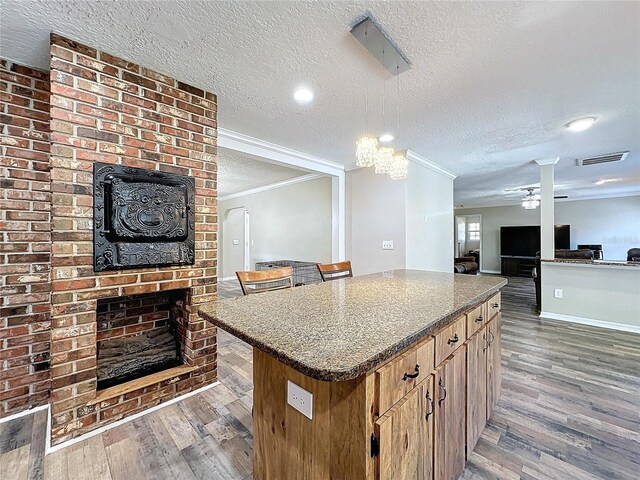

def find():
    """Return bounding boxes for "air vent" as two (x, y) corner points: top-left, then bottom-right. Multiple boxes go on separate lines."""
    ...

(554, 195), (568, 199)
(576, 151), (628, 166)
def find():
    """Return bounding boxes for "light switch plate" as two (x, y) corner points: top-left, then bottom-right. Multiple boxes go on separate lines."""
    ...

(554, 288), (563, 299)
(287, 380), (313, 419)
(232, 239), (239, 245)
(382, 240), (394, 250)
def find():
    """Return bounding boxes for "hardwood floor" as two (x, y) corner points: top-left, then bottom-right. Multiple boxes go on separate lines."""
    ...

(1, 276), (639, 479)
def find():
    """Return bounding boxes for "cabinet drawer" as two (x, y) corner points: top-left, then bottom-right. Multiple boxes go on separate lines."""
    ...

(487, 292), (501, 319)
(376, 337), (435, 414)
(465, 303), (486, 337)
(434, 315), (466, 366)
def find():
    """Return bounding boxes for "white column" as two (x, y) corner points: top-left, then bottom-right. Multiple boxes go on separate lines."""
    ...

(331, 173), (346, 262)
(535, 158), (559, 259)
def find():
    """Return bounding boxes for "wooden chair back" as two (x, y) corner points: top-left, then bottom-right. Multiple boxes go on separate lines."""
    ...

(236, 267), (294, 295)
(316, 260), (353, 282)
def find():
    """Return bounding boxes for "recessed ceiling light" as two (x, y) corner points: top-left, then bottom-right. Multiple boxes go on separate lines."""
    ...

(378, 133), (394, 142)
(293, 87), (314, 104)
(566, 117), (596, 132)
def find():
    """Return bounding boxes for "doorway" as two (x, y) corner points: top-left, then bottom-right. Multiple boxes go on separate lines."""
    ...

(221, 207), (250, 280)
(454, 215), (482, 270)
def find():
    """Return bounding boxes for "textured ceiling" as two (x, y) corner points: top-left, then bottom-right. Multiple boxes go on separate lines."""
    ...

(217, 148), (307, 196)
(1, 1), (639, 206)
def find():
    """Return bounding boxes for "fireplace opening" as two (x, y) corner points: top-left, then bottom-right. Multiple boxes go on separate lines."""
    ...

(96, 290), (188, 390)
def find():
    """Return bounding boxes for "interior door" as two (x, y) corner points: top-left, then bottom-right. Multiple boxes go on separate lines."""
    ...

(486, 313), (502, 419)
(376, 376), (434, 480)
(466, 329), (487, 458)
(434, 349), (466, 480)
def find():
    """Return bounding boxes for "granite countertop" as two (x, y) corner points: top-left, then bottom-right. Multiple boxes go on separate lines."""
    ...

(199, 270), (507, 382)
(541, 259), (640, 268)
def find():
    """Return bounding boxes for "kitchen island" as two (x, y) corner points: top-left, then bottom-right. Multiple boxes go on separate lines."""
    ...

(199, 270), (507, 480)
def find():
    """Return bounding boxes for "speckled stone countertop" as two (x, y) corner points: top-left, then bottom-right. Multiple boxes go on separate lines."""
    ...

(541, 259), (640, 268)
(199, 270), (507, 381)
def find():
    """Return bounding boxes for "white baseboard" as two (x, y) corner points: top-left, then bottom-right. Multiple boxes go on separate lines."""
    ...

(539, 311), (640, 334)
(219, 276), (236, 282)
(46, 380), (221, 455)
(0, 403), (49, 425)
(480, 269), (501, 274)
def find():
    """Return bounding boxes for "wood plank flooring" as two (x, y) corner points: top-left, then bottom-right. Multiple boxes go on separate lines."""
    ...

(0, 276), (638, 479)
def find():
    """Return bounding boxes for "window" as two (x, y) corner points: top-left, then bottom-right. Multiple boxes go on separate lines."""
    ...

(467, 222), (480, 241)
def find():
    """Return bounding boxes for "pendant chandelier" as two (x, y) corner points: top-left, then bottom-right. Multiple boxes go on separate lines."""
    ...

(353, 18), (410, 180)
(521, 188), (540, 209)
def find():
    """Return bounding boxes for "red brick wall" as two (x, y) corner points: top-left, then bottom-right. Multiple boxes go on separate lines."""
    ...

(0, 60), (52, 417)
(48, 34), (217, 444)
(96, 291), (175, 343)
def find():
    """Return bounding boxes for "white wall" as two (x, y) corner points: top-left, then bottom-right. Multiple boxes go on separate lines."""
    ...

(541, 262), (640, 331)
(405, 161), (454, 272)
(218, 176), (333, 278)
(456, 195), (640, 272)
(346, 167), (406, 275)
(347, 161), (454, 276)
(222, 208), (246, 275)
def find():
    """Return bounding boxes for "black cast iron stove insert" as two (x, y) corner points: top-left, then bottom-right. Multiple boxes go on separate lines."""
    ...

(93, 162), (195, 272)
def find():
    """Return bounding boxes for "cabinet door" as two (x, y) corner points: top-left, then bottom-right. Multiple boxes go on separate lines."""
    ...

(434, 349), (466, 480)
(486, 313), (502, 419)
(466, 328), (487, 458)
(376, 375), (434, 480)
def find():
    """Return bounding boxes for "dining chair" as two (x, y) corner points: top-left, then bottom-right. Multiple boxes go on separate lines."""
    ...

(316, 260), (353, 282)
(236, 266), (294, 295)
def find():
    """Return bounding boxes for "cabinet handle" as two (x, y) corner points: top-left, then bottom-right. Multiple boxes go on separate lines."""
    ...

(425, 390), (434, 420)
(438, 378), (447, 406)
(492, 303), (499, 309)
(447, 334), (459, 345)
(475, 315), (483, 323)
(482, 333), (489, 352)
(488, 330), (495, 345)
(402, 364), (420, 381)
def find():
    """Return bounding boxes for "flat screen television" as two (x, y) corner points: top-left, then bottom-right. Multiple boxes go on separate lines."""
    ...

(500, 225), (570, 257)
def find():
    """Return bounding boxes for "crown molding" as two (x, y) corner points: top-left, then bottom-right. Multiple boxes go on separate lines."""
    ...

(217, 129), (344, 177)
(455, 191), (640, 210)
(406, 150), (457, 179)
(218, 174), (323, 202)
(534, 157), (560, 166)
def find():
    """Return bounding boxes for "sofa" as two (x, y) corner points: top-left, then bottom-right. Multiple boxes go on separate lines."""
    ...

(627, 248), (640, 262)
(454, 256), (479, 274)
(532, 249), (594, 310)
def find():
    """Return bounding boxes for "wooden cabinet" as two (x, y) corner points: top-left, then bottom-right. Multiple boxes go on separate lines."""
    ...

(465, 328), (487, 458)
(376, 337), (435, 414)
(465, 303), (485, 337)
(434, 315), (466, 366)
(434, 349), (466, 480)
(486, 313), (502, 419)
(487, 292), (501, 320)
(375, 376), (435, 480)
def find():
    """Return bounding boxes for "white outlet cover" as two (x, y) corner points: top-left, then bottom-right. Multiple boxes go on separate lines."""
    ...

(382, 240), (394, 250)
(232, 239), (239, 245)
(554, 288), (563, 299)
(287, 380), (313, 419)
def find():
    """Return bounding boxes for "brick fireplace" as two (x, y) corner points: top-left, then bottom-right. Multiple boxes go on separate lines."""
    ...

(1, 33), (218, 445)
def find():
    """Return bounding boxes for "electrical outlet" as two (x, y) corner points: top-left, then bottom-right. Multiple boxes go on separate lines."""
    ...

(554, 288), (563, 299)
(287, 380), (313, 419)
(382, 240), (394, 250)
(232, 239), (239, 245)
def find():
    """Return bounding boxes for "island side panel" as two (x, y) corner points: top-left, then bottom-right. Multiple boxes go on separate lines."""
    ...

(253, 348), (374, 480)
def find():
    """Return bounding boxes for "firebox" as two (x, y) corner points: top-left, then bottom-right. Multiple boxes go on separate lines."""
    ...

(93, 163), (195, 272)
